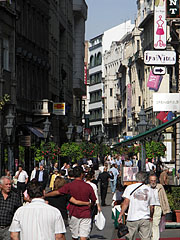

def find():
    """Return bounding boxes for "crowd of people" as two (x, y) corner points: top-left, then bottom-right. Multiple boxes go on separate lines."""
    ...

(0, 153), (172, 240)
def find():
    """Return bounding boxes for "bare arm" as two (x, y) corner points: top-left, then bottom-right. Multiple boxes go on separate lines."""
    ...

(25, 178), (28, 184)
(118, 198), (130, 223)
(150, 205), (154, 218)
(10, 232), (19, 240)
(69, 197), (90, 206)
(45, 190), (60, 197)
(55, 233), (65, 240)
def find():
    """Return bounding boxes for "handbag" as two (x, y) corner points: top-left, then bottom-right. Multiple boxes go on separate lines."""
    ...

(94, 211), (106, 230)
(117, 223), (129, 238)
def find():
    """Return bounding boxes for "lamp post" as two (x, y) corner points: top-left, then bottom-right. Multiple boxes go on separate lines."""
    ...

(4, 112), (15, 174)
(43, 118), (51, 171)
(137, 106), (148, 171)
(84, 131), (89, 142)
(66, 123), (74, 142)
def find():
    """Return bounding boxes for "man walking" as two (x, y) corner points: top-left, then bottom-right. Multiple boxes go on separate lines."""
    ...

(149, 173), (171, 240)
(9, 181), (66, 240)
(109, 164), (119, 194)
(97, 167), (114, 206)
(45, 166), (96, 240)
(118, 171), (156, 240)
(35, 164), (48, 189)
(0, 176), (21, 240)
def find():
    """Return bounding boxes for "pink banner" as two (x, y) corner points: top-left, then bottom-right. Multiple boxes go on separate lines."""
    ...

(147, 70), (162, 91)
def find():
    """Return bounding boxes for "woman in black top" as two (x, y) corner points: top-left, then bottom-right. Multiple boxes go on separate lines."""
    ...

(45, 177), (89, 227)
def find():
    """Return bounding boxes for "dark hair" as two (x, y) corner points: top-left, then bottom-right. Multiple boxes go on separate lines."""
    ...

(73, 166), (84, 178)
(60, 170), (66, 176)
(85, 172), (94, 181)
(18, 164), (23, 168)
(27, 181), (43, 199)
(68, 170), (74, 178)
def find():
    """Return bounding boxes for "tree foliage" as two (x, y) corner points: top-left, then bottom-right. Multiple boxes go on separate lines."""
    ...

(0, 94), (10, 110)
(145, 141), (166, 160)
(60, 142), (83, 163)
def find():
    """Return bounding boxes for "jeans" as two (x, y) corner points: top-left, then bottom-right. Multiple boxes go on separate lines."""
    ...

(110, 179), (117, 193)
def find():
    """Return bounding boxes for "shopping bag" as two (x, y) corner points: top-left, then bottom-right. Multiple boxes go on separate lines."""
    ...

(117, 223), (129, 238)
(159, 215), (166, 232)
(94, 211), (106, 230)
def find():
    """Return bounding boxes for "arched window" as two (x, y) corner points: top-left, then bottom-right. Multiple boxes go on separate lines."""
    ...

(90, 55), (94, 68)
(97, 52), (102, 65)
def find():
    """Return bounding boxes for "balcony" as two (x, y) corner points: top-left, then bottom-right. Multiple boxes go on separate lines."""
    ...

(32, 99), (53, 116)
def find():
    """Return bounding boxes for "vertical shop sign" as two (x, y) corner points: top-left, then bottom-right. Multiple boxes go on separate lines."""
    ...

(154, 0), (167, 49)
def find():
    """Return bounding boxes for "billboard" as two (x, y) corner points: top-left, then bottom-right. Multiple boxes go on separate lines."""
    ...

(53, 103), (65, 115)
(153, 93), (180, 111)
(166, 0), (180, 19)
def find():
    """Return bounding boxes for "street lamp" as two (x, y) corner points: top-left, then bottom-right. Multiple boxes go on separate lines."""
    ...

(43, 118), (51, 171)
(43, 117), (51, 140)
(137, 106), (148, 171)
(4, 112), (15, 174)
(84, 131), (89, 141)
(66, 123), (74, 141)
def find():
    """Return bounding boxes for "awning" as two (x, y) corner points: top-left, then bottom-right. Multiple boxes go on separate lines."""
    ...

(26, 126), (44, 138)
(112, 115), (180, 148)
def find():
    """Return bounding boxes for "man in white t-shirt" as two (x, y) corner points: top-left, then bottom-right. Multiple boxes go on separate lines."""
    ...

(9, 181), (66, 240)
(118, 171), (156, 240)
(146, 160), (156, 173)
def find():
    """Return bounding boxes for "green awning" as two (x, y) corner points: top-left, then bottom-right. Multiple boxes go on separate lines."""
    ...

(112, 115), (180, 148)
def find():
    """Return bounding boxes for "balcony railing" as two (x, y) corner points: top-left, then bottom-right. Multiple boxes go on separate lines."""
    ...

(32, 99), (53, 116)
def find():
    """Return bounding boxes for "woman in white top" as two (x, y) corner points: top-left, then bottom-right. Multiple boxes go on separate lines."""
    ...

(85, 171), (101, 231)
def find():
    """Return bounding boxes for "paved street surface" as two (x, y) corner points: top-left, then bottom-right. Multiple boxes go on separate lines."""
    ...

(65, 185), (180, 240)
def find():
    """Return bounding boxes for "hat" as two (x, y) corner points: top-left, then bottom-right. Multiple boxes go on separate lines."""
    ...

(53, 168), (59, 173)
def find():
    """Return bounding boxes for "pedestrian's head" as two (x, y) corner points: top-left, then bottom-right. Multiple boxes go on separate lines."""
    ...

(60, 169), (66, 177)
(18, 164), (23, 171)
(136, 171), (147, 183)
(73, 166), (84, 178)
(54, 177), (66, 190)
(103, 167), (108, 172)
(149, 174), (157, 188)
(27, 181), (43, 199)
(85, 172), (94, 181)
(54, 162), (58, 168)
(0, 176), (11, 194)
(35, 163), (39, 169)
(68, 169), (74, 178)
(39, 165), (44, 171)
(53, 169), (59, 175)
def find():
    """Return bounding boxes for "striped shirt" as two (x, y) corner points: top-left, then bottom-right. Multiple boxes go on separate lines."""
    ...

(9, 198), (66, 240)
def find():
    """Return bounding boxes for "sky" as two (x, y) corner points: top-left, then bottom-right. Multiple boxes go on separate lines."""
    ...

(85, 0), (137, 40)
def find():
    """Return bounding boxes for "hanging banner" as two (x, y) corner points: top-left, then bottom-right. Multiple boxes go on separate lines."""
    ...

(154, 0), (167, 49)
(147, 70), (163, 91)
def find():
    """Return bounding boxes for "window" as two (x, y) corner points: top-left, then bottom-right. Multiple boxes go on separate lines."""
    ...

(2, 38), (9, 71)
(137, 40), (140, 51)
(110, 88), (113, 97)
(138, 96), (141, 106)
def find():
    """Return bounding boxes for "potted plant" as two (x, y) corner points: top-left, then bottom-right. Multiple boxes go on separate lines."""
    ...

(166, 187), (180, 222)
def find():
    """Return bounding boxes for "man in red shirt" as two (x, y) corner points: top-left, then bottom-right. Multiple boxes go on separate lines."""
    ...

(45, 166), (96, 240)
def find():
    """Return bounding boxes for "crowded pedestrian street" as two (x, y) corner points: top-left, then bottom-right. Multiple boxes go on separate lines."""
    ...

(1, 0), (180, 239)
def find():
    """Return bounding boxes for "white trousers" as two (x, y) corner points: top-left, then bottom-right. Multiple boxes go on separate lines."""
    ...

(151, 205), (162, 240)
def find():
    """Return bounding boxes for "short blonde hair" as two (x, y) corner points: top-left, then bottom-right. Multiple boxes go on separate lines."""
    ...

(54, 177), (66, 190)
